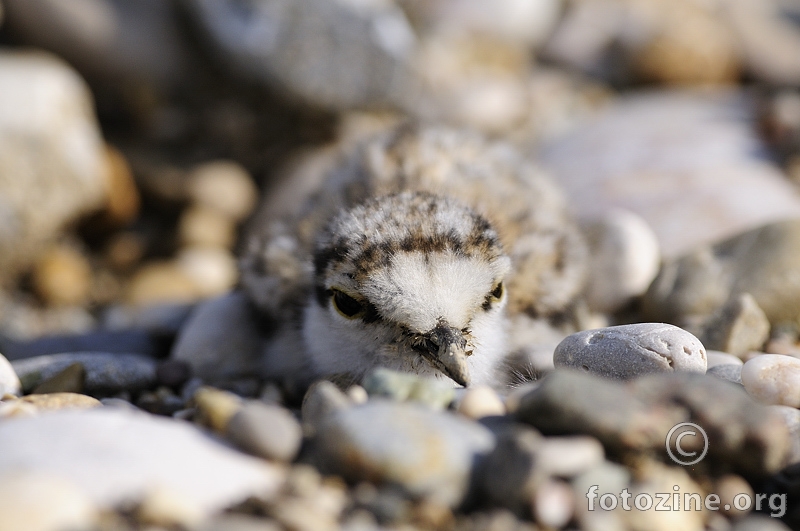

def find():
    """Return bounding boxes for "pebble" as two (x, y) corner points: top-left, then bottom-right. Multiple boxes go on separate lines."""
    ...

(99, 145), (140, 227)
(193, 386), (243, 433)
(571, 461), (631, 531)
(536, 436), (605, 478)
(581, 209), (661, 314)
(707, 350), (744, 368)
(301, 380), (352, 434)
(707, 363), (744, 386)
(477, 427), (543, 513)
(0, 471), (97, 531)
(626, 461), (705, 531)
(188, 161), (258, 222)
(126, 261), (201, 306)
(456, 384), (506, 419)
(742, 354), (800, 407)
(732, 515), (792, 531)
(156, 359), (192, 389)
(312, 401), (495, 507)
(226, 400), (303, 462)
(32, 361), (85, 394)
(714, 474), (754, 518)
(701, 293), (771, 356)
(179, 205), (237, 249)
(0, 408), (284, 513)
(18, 392), (101, 411)
(12, 352), (157, 395)
(361, 368), (455, 410)
(0, 353), (20, 396)
(176, 246), (238, 298)
(171, 291), (264, 381)
(769, 405), (800, 464)
(553, 323), (707, 380)
(31, 244), (92, 307)
(532, 478), (574, 529)
(137, 484), (204, 528)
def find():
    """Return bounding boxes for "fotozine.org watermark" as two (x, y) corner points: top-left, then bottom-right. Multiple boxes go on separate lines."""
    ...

(584, 421), (787, 518)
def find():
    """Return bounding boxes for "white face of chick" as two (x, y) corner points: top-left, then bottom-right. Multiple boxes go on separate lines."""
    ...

(303, 192), (511, 387)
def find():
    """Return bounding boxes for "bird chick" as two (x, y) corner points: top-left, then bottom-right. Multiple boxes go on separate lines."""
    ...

(241, 125), (587, 388)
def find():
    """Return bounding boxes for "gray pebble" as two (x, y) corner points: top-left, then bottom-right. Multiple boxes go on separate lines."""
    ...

(706, 364), (743, 386)
(706, 350), (744, 368)
(226, 400), (302, 462)
(12, 352), (157, 394)
(301, 380), (352, 434)
(767, 405), (800, 465)
(553, 323), (707, 380)
(476, 427), (542, 513)
(312, 401), (495, 507)
(0, 353), (20, 396)
(32, 362), (85, 394)
(701, 293), (770, 356)
(731, 515), (791, 531)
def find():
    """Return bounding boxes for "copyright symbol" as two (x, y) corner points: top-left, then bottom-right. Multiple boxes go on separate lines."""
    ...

(666, 422), (708, 466)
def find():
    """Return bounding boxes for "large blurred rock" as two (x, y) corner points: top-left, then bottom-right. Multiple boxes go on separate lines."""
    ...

(0, 51), (107, 285)
(186, 0), (419, 110)
(539, 90), (800, 258)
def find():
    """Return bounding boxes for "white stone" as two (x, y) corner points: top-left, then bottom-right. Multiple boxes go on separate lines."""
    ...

(533, 478), (574, 529)
(582, 209), (660, 313)
(0, 409), (284, 514)
(188, 161), (258, 222)
(0, 353), (20, 396)
(0, 471), (96, 531)
(536, 436), (605, 478)
(742, 354), (800, 407)
(554, 323), (707, 380)
(177, 247), (238, 298)
(456, 384), (506, 419)
(706, 350), (744, 368)
(0, 50), (107, 283)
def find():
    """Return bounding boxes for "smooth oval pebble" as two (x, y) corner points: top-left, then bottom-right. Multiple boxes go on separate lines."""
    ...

(312, 402), (495, 507)
(226, 401), (302, 462)
(742, 354), (800, 407)
(456, 385), (506, 419)
(553, 323), (707, 380)
(706, 350), (744, 368)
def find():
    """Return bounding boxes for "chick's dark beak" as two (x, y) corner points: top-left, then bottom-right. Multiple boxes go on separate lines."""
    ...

(421, 322), (471, 387)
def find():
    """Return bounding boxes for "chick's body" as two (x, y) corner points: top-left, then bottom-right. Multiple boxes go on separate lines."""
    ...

(241, 125), (587, 388)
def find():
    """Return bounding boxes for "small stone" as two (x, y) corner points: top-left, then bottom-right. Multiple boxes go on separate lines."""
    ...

(345, 385), (368, 405)
(769, 405), (800, 464)
(301, 380), (352, 434)
(19, 392), (101, 411)
(456, 384), (505, 419)
(532, 478), (574, 529)
(702, 293), (771, 356)
(362, 367), (455, 409)
(0, 353), (21, 396)
(582, 209), (660, 314)
(714, 474), (754, 519)
(742, 354), (800, 407)
(179, 205), (237, 249)
(31, 244), (92, 307)
(193, 386), (243, 433)
(157, 359), (192, 389)
(188, 161), (258, 222)
(126, 261), (200, 306)
(707, 364), (743, 386)
(137, 484), (204, 528)
(0, 471), (96, 531)
(12, 352), (157, 395)
(171, 292), (264, 382)
(177, 246), (238, 298)
(626, 460), (705, 531)
(104, 231), (146, 273)
(312, 402), (495, 507)
(731, 515), (792, 531)
(553, 323), (707, 380)
(707, 350), (744, 368)
(136, 387), (186, 417)
(100, 145), (140, 227)
(226, 400), (303, 462)
(477, 427), (542, 513)
(571, 461), (630, 531)
(32, 362), (85, 394)
(536, 436), (605, 478)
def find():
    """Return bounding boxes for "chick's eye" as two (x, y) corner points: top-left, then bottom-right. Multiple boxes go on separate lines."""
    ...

(331, 289), (364, 318)
(490, 282), (504, 301)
